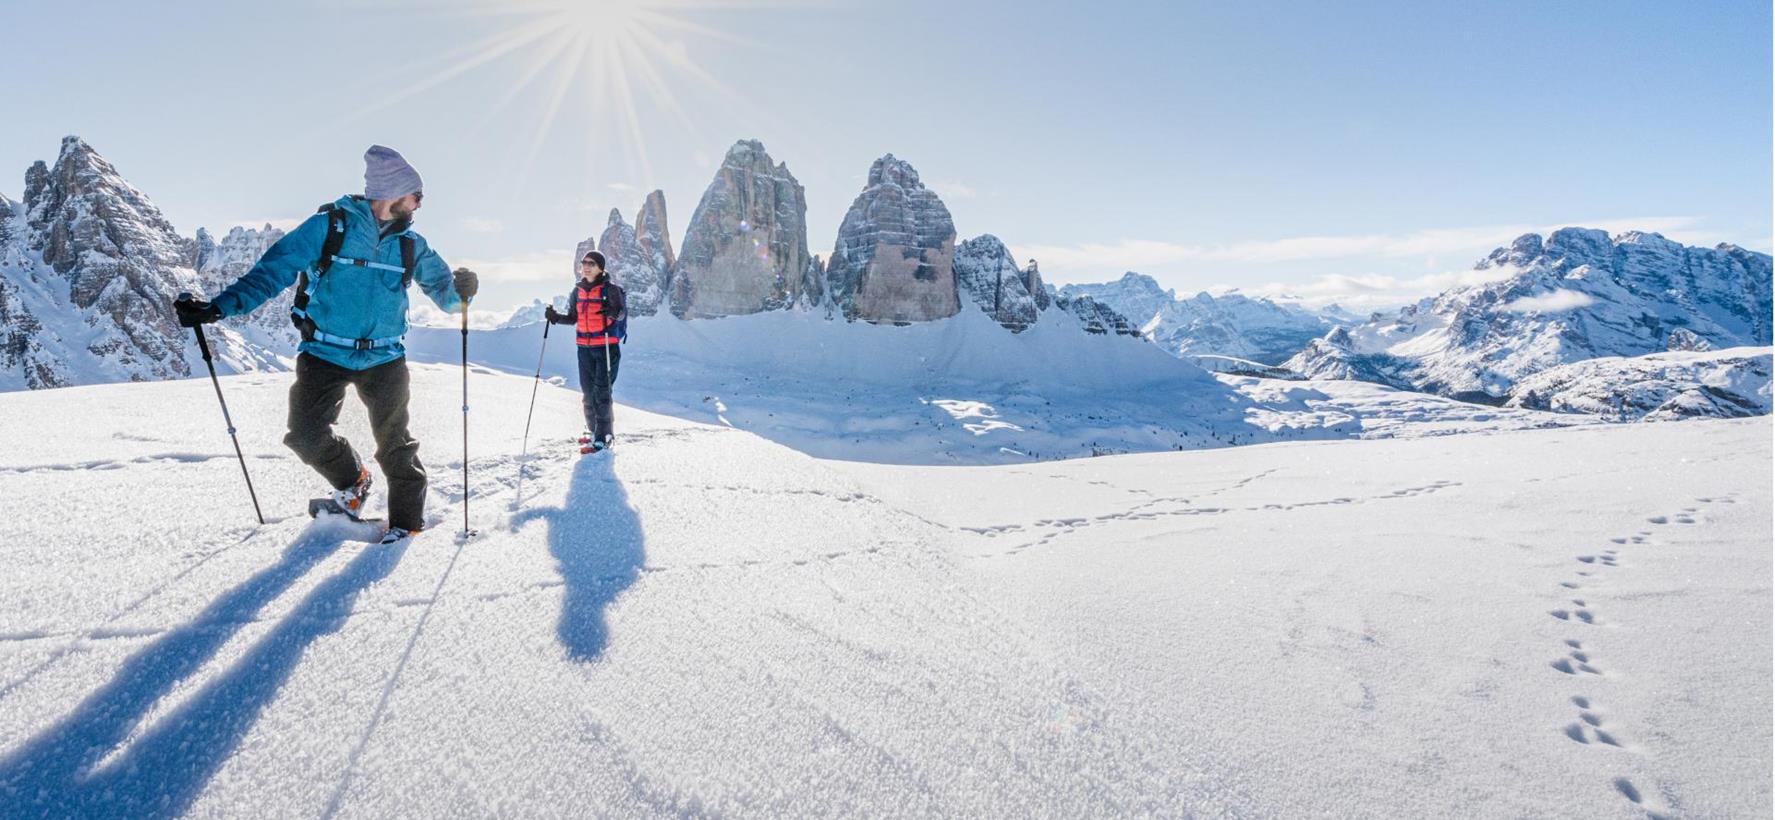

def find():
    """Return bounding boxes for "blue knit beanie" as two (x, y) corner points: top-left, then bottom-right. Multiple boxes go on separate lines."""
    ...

(364, 145), (423, 200)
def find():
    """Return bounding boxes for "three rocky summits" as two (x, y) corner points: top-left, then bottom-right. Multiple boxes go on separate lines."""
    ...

(577, 139), (1126, 333)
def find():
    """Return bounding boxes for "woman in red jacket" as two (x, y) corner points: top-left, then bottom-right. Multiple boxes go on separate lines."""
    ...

(545, 250), (628, 452)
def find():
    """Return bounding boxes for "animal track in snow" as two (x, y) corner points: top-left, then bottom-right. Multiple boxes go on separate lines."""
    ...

(1549, 599), (1598, 625)
(1550, 642), (1602, 675)
(1562, 695), (1625, 748)
(1613, 777), (1674, 819)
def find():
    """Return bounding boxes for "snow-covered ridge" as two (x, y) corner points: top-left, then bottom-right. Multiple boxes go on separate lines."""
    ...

(1507, 346), (1772, 421)
(1285, 229), (1774, 402)
(0, 137), (286, 390)
(408, 308), (1604, 464)
(1060, 272), (1337, 365)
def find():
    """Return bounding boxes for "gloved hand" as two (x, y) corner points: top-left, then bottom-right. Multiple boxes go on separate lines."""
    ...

(544, 305), (562, 324)
(452, 267), (479, 300)
(173, 296), (222, 327)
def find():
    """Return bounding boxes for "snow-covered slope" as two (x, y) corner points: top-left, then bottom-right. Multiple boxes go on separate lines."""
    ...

(0, 370), (1765, 816)
(408, 310), (1598, 464)
(1285, 229), (1774, 403)
(1507, 346), (1773, 421)
(1061, 273), (1335, 364)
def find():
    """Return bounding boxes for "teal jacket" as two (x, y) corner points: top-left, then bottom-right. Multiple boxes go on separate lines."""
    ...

(213, 195), (463, 370)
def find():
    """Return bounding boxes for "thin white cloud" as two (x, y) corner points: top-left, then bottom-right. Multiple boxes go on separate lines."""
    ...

(1500, 290), (1596, 313)
(1021, 216), (1707, 272)
(607, 182), (636, 192)
(460, 216), (505, 233)
(1228, 266), (1527, 311)
(453, 248), (577, 285)
(408, 302), (514, 330)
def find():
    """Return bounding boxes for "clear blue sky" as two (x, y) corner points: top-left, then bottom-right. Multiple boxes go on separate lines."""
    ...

(1, 0), (1768, 312)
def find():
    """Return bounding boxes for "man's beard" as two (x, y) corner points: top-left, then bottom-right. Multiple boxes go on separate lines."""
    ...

(390, 201), (417, 221)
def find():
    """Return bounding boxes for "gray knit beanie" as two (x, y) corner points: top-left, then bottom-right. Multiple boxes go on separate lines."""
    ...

(363, 145), (424, 200)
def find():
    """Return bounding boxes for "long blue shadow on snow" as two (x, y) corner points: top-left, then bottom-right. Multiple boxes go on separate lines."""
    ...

(509, 453), (644, 662)
(0, 521), (405, 820)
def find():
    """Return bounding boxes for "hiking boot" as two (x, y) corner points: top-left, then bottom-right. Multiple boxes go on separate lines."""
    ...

(330, 466), (373, 520)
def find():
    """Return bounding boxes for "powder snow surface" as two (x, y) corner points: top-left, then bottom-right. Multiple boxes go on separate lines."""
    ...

(0, 367), (1766, 817)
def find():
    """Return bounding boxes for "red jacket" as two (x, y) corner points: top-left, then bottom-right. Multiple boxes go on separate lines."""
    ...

(550, 277), (627, 346)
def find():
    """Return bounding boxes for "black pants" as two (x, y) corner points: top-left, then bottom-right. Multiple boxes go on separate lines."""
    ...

(577, 343), (621, 439)
(285, 353), (427, 530)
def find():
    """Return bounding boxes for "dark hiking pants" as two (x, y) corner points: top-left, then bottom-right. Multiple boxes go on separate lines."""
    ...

(285, 353), (427, 530)
(577, 343), (621, 439)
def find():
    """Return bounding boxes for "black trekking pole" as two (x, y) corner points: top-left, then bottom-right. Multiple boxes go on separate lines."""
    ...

(459, 304), (477, 539)
(512, 319), (551, 508)
(177, 293), (264, 525)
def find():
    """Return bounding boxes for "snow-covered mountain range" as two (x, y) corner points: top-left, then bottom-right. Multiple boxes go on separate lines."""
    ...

(3, 136), (1769, 429)
(0, 137), (284, 390)
(1060, 272), (1342, 364)
(1283, 229), (1773, 403)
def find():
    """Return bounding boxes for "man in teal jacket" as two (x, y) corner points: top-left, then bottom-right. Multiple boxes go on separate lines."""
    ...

(175, 145), (477, 543)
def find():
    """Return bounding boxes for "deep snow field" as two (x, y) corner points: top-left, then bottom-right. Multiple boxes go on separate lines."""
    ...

(0, 365), (1767, 818)
(408, 311), (1601, 465)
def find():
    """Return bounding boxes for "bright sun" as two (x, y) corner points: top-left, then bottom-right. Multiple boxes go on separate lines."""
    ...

(349, 0), (778, 192)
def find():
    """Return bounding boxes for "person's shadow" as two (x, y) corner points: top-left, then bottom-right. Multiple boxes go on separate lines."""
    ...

(0, 522), (406, 820)
(509, 453), (645, 662)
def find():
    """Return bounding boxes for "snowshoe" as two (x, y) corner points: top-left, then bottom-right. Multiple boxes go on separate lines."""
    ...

(580, 434), (612, 455)
(377, 526), (418, 545)
(308, 467), (376, 521)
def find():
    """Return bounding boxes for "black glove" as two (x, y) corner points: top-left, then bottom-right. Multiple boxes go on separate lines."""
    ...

(453, 267), (479, 300)
(173, 296), (222, 327)
(544, 305), (562, 324)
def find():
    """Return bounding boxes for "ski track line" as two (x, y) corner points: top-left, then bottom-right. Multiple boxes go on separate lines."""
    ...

(0, 451), (286, 476)
(0, 524), (279, 702)
(984, 479), (1464, 557)
(1544, 493), (1736, 819)
(320, 523), (472, 819)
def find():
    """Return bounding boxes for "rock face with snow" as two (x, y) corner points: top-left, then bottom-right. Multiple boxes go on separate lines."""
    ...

(636, 189), (675, 281)
(1052, 292), (1139, 336)
(671, 140), (812, 318)
(1024, 259), (1051, 312)
(20, 137), (201, 385)
(0, 137), (289, 390)
(195, 224), (297, 349)
(573, 236), (597, 277)
(1284, 229), (1775, 403)
(1063, 273), (1334, 365)
(1507, 347), (1772, 421)
(826, 155), (959, 323)
(598, 208), (665, 315)
(953, 235), (1039, 331)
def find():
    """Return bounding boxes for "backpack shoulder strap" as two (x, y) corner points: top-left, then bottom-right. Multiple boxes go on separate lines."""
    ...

(315, 203), (347, 276)
(399, 235), (416, 288)
(293, 204), (348, 331)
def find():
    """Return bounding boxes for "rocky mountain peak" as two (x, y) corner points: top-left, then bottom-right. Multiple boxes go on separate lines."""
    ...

(954, 234), (1039, 331)
(598, 202), (666, 315)
(826, 154), (958, 323)
(636, 189), (675, 274)
(671, 140), (812, 317)
(867, 154), (921, 189)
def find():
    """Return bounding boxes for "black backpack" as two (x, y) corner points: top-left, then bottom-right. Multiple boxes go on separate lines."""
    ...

(290, 200), (416, 345)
